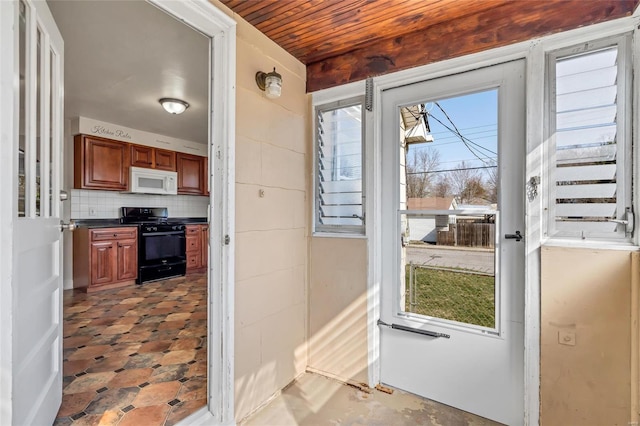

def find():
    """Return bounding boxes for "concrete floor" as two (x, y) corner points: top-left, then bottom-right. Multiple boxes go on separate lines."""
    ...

(241, 372), (501, 426)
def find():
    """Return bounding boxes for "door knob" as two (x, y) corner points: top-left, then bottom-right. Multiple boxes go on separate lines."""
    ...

(504, 230), (522, 242)
(59, 190), (69, 201)
(60, 220), (77, 232)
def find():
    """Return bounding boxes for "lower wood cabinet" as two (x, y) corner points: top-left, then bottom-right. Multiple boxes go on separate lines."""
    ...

(74, 227), (138, 292)
(186, 224), (208, 273)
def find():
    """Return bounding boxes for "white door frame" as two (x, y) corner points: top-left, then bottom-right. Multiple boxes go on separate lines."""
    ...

(147, 1), (237, 424)
(0, 1), (19, 423)
(0, 0), (237, 424)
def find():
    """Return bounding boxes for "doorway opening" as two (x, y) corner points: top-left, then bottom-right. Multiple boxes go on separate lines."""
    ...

(45, 1), (212, 424)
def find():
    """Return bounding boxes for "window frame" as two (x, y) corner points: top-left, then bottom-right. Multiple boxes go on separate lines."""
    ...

(314, 96), (366, 235)
(544, 34), (633, 243)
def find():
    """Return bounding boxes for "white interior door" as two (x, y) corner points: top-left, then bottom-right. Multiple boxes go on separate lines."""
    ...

(10, 0), (65, 424)
(380, 60), (525, 425)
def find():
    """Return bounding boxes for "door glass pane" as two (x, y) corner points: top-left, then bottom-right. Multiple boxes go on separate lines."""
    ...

(49, 49), (54, 214)
(18, 0), (26, 217)
(35, 28), (42, 216)
(399, 90), (498, 330)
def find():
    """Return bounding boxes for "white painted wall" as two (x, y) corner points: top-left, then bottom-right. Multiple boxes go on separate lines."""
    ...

(211, 1), (310, 421)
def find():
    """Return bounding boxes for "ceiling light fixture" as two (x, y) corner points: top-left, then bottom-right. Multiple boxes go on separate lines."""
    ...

(255, 68), (282, 99)
(159, 98), (189, 114)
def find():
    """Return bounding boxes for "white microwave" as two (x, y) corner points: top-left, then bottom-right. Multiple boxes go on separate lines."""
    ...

(129, 167), (178, 195)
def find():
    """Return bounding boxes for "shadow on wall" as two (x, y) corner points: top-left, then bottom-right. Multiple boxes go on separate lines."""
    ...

(235, 237), (369, 423)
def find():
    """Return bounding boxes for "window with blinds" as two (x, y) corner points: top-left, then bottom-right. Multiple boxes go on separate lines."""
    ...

(547, 36), (632, 241)
(315, 98), (364, 234)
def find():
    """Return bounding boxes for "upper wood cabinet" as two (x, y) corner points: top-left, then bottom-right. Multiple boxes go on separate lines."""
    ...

(155, 149), (176, 171)
(74, 135), (129, 191)
(130, 144), (176, 171)
(130, 145), (154, 168)
(74, 134), (205, 194)
(177, 152), (205, 195)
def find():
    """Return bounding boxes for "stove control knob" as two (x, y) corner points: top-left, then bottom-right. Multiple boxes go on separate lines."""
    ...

(153, 226), (158, 232)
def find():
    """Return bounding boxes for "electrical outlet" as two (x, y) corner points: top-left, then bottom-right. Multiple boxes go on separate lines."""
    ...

(89, 207), (96, 216)
(558, 330), (576, 346)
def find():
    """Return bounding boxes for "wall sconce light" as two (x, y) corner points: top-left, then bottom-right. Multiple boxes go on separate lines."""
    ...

(255, 68), (282, 99)
(159, 98), (189, 114)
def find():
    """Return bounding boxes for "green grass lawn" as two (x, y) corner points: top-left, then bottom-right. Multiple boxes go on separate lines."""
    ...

(405, 265), (495, 328)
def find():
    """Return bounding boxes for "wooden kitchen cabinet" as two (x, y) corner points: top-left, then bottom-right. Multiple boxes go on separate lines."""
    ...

(74, 135), (129, 191)
(155, 149), (177, 171)
(131, 144), (176, 171)
(186, 224), (208, 273)
(201, 225), (208, 268)
(74, 227), (138, 292)
(177, 152), (205, 195)
(130, 144), (154, 168)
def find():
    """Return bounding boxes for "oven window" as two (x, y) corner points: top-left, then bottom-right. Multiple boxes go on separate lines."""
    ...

(144, 234), (184, 261)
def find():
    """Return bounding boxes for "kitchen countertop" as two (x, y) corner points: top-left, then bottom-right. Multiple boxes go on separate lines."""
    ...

(72, 217), (208, 228)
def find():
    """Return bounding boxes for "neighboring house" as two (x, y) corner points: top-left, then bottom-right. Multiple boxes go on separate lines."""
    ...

(406, 197), (457, 243)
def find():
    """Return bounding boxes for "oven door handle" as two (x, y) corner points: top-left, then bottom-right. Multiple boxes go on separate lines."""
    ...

(141, 231), (185, 237)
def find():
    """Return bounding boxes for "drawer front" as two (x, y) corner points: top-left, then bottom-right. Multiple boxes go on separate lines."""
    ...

(186, 252), (201, 269)
(186, 225), (200, 235)
(91, 227), (137, 241)
(186, 234), (201, 252)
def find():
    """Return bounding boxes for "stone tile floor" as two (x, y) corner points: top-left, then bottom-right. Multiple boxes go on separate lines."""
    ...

(54, 274), (207, 426)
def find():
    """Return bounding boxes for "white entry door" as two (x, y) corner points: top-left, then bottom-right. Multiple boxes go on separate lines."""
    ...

(5, 0), (65, 424)
(380, 60), (525, 425)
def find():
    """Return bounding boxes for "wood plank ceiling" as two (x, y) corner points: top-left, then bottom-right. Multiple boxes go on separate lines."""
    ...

(220, 0), (638, 92)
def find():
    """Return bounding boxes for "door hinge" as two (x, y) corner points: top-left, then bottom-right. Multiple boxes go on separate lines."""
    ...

(365, 78), (373, 112)
(224, 234), (230, 245)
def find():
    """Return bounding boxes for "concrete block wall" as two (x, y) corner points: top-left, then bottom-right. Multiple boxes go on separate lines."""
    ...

(212, 1), (310, 421)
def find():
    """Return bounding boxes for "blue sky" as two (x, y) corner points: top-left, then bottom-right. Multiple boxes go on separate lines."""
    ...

(408, 89), (498, 176)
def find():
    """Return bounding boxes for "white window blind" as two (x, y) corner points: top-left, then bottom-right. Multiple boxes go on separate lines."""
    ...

(315, 98), (364, 233)
(547, 36), (632, 241)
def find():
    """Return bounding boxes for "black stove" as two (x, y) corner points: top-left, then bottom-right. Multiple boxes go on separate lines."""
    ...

(121, 207), (187, 284)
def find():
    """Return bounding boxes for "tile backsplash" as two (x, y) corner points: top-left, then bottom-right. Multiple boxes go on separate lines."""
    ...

(70, 189), (208, 219)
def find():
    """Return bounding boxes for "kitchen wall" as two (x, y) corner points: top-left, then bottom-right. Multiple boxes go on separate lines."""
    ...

(211, 1), (310, 422)
(70, 189), (208, 219)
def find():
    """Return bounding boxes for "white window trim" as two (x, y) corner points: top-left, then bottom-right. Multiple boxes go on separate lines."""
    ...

(313, 95), (366, 236)
(309, 12), (640, 426)
(543, 34), (633, 244)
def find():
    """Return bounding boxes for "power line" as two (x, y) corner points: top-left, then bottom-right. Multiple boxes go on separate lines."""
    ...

(434, 157), (497, 165)
(411, 135), (497, 150)
(433, 102), (497, 157)
(407, 164), (497, 175)
(429, 123), (497, 136)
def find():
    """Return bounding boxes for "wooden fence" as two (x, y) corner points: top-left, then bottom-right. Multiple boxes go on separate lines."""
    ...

(437, 223), (495, 248)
